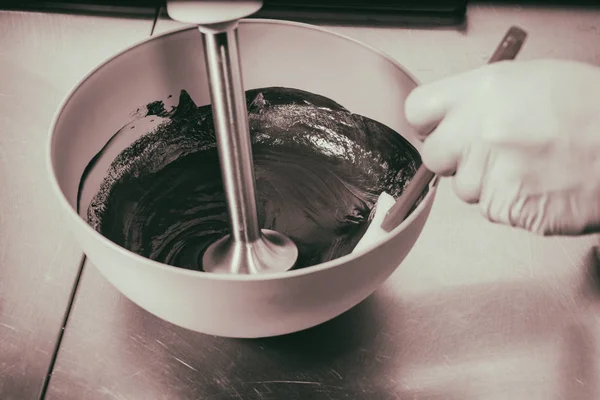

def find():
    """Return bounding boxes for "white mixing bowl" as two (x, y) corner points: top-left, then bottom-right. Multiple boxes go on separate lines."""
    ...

(47, 19), (438, 338)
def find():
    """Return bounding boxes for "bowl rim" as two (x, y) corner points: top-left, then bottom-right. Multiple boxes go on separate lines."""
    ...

(46, 18), (438, 282)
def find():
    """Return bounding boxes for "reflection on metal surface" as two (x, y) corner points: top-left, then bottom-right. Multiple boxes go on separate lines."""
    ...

(45, 241), (600, 399)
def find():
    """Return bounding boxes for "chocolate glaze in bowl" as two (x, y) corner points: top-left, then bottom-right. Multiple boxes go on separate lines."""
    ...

(82, 87), (421, 271)
(48, 20), (438, 338)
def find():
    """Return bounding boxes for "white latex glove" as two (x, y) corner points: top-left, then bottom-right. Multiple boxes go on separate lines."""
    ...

(405, 59), (600, 236)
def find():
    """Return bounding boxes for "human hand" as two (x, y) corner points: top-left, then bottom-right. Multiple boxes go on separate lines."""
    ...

(405, 59), (600, 236)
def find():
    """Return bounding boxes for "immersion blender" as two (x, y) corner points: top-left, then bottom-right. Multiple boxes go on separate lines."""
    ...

(166, 0), (299, 275)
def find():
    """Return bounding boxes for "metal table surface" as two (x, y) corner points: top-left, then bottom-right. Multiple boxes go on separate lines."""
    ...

(0, 10), (153, 400)
(3, 3), (600, 400)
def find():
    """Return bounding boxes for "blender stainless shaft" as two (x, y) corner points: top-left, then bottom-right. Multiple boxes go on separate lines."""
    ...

(202, 28), (261, 244)
(198, 23), (298, 275)
(166, 0), (298, 275)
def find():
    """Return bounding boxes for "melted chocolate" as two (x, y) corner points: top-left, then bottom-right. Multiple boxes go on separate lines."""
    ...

(82, 87), (421, 271)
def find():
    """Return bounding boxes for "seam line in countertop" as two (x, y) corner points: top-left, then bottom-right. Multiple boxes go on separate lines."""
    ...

(38, 254), (87, 400)
(39, 8), (162, 399)
(150, 5), (161, 36)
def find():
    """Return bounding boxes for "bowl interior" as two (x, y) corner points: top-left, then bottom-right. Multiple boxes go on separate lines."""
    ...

(50, 20), (426, 272)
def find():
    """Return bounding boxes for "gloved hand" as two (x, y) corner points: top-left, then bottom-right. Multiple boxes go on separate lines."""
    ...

(404, 59), (600, 236)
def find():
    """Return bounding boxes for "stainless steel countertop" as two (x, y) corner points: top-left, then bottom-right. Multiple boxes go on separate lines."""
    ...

(2, 3), (600, 399)
(0, 11), (153, 400)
